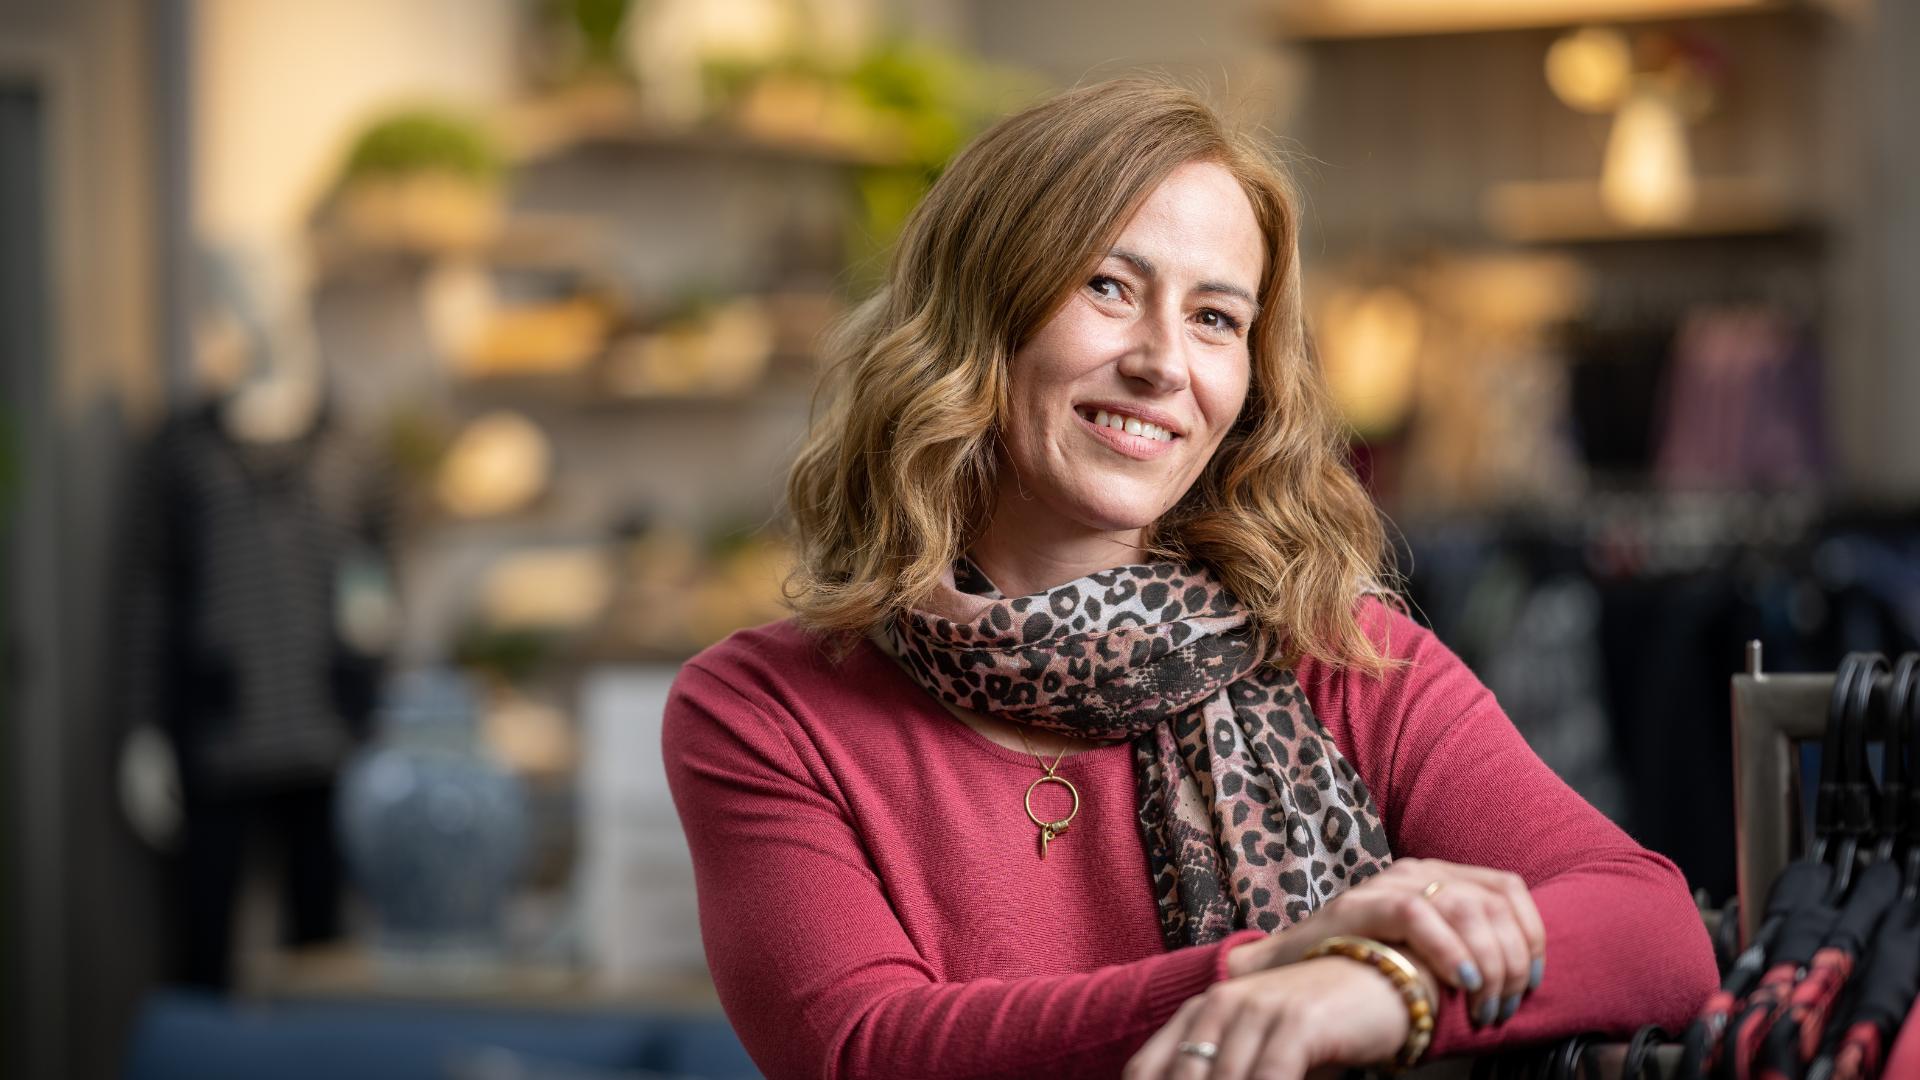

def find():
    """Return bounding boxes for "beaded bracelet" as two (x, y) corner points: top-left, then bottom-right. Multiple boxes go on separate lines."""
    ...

(1300, 934), (1435, 1073)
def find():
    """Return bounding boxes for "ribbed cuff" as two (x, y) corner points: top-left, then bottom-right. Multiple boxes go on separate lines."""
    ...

(1143, 929), (1271, 1022)
(1213, 928), (1273, 983)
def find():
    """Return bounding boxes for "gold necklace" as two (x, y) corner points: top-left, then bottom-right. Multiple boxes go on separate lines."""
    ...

(1017, 726), (1081, 860)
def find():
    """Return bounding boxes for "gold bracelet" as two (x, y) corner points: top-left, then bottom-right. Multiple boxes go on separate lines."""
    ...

(1300, 935), (1435, 1073)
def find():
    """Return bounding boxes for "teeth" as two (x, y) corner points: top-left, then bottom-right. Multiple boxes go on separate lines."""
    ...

(1085, 408), (1174, 442)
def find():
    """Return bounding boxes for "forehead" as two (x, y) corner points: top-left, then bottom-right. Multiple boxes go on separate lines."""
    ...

(1112, 160), (1266, 286)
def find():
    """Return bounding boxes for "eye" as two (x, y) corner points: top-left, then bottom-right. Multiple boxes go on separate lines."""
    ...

(1088, 275), (1127, 302)
(1197, 308), (1244, 334)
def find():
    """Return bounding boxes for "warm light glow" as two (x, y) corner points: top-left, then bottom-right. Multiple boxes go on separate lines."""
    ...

(1320, 286), (1424, 437)
(436, 411), (554, 518)
(1600, 89), (1696, 226)
(481, 547), (614, 630)
(1546, 26), (1634, 113)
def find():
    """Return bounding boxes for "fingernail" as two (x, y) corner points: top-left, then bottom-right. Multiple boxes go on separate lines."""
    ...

(1457, 961), (1484, 993)
(1476, 998), (1499, 1027)
(1529, 956), (1544, 990)
(1500, 994), (1520, 1023)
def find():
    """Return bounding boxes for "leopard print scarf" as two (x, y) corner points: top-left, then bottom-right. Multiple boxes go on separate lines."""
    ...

(884, 555), (1394, 948)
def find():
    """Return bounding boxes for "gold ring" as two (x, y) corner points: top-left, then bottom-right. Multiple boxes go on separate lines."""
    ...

(1422, 880), (1445, 900)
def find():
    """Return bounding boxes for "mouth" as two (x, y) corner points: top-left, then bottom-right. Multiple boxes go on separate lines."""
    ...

(1074, 404), (1181, 461)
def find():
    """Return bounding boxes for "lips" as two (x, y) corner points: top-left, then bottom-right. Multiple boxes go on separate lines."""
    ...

(1074, 407), (1178, 461)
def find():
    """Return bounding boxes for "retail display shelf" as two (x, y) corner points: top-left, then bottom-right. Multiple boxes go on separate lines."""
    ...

(501, 92), (909, 170)
(1275, 0), (1828, 41)
(449, 369), (817, 411)
(1480, 176), (1824, 245)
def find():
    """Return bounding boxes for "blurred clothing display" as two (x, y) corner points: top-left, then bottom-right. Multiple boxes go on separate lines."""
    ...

(121, 396), (395, 988)
(1404, 503), (1920, 905)
(123, 398), (390, 794)
(1654, 305), (1828, 491)
(177, 783), (345, 990)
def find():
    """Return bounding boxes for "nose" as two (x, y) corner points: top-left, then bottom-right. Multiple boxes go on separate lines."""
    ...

(1114, 302), (1190, 394)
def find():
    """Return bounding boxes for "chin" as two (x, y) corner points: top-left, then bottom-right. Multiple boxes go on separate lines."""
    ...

(1062, 489), (1174, 534)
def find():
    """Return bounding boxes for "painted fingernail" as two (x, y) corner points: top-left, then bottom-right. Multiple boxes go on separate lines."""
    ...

(1457, 961), (1484, 993)
(1529, 956), (1545, 990)
(1476, 997), (1499, 1027)
(1500, 994), (1520, 1023)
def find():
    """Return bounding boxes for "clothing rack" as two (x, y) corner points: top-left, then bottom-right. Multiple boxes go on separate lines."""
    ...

(1730, 640), (1903, 945)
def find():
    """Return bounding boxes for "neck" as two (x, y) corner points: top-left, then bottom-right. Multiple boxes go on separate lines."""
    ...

(967, 487), (1147, 600)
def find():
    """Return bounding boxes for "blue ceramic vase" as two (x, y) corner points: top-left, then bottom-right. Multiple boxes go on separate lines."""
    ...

(337, 667), (528, 971)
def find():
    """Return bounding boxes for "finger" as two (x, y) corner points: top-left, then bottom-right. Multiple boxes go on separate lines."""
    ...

(1162, 992), (1237, 1080)
(1123, 995), (1203, 1080)
(1431, 887), (1512, 1028)
(1207, 1004), (1276, 1080)
(1478, 889), (1533, 1025)
(1357, 888), (1482, 995)
(1246, 1020), (1311, 1080)
(1444, 865), (1548, 991)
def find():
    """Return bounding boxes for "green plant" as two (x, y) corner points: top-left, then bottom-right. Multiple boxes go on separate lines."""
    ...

(452, 624), (559, 685)
(566, 0), (632, 75)
(340, 109), (506, 186)
(840, 40), (1042, 290)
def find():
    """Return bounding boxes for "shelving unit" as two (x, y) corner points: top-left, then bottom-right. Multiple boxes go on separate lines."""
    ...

(1481, 176), (1822, 244)
(1274, 0), (1828, 40)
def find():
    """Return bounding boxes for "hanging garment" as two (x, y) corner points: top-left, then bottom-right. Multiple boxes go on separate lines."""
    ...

(122, 399), (392, 794)
(1827, 899), (1920, 1080)
(1872, 933), (1920, 1080)
(1679, 860), (1832, 1078)
(120, 398), (393, 988)
(1652, 305), (1827, 491)
(1755, 860), (1901, 1079)
(1716, 884), (1842, 1080)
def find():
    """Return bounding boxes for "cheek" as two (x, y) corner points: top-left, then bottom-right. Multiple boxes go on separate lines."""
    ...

(1199, 354), (1253, 432)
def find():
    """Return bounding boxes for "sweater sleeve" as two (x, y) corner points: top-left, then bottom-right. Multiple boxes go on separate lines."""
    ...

(661, 659), (1267, 1080)
(1322, 599), (1719, 1056)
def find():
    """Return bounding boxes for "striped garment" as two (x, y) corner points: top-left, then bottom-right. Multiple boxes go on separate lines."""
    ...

(120, 399), (392, 794)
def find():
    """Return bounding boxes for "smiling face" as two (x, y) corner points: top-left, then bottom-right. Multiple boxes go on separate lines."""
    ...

(986, 159), (1265, 569)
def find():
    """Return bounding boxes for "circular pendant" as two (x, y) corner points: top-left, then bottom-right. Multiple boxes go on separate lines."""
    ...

(1025, 774), (1080, 859)
(1024, 773), (1080, 832)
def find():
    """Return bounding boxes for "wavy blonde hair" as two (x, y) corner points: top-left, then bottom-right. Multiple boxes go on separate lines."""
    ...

(783, 76), (1402, 674)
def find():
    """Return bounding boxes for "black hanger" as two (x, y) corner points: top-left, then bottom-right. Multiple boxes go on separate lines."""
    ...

(1622, 1024), (1668, 1080)
(1899, 653), (1920, 900)
(1841, 652), (1888, 887)
(1812, 654), (1863, 875)
(1878, 653), (1918, 867)
(1819, 652), (1886, 898)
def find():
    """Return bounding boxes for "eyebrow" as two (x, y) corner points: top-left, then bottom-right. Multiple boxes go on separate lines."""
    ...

(1106, 248), (1261, 315)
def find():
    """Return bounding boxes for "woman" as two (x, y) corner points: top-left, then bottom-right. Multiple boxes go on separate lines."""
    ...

(662, 77), (1717, 1079)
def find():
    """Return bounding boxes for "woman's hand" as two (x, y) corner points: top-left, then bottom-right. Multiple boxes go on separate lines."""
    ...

(1124, 954), (1429, 1080)
(1227, 856), (1545, 1028)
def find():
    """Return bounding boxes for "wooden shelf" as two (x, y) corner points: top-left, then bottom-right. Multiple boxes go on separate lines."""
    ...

(501, 90), (908, 170)
(448, 367), (816, 412)
(1480, 176), (1823, 244)
(1275, 0), (1829, 40)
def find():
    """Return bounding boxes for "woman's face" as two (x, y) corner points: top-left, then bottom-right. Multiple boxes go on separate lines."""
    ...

(997, 159), (1263, 542)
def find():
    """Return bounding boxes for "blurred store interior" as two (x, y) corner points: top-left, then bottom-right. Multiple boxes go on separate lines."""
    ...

(2, 0), (1918, 1077)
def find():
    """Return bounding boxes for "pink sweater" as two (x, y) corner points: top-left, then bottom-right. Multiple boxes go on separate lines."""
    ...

(661, 598), (1717, 1079)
